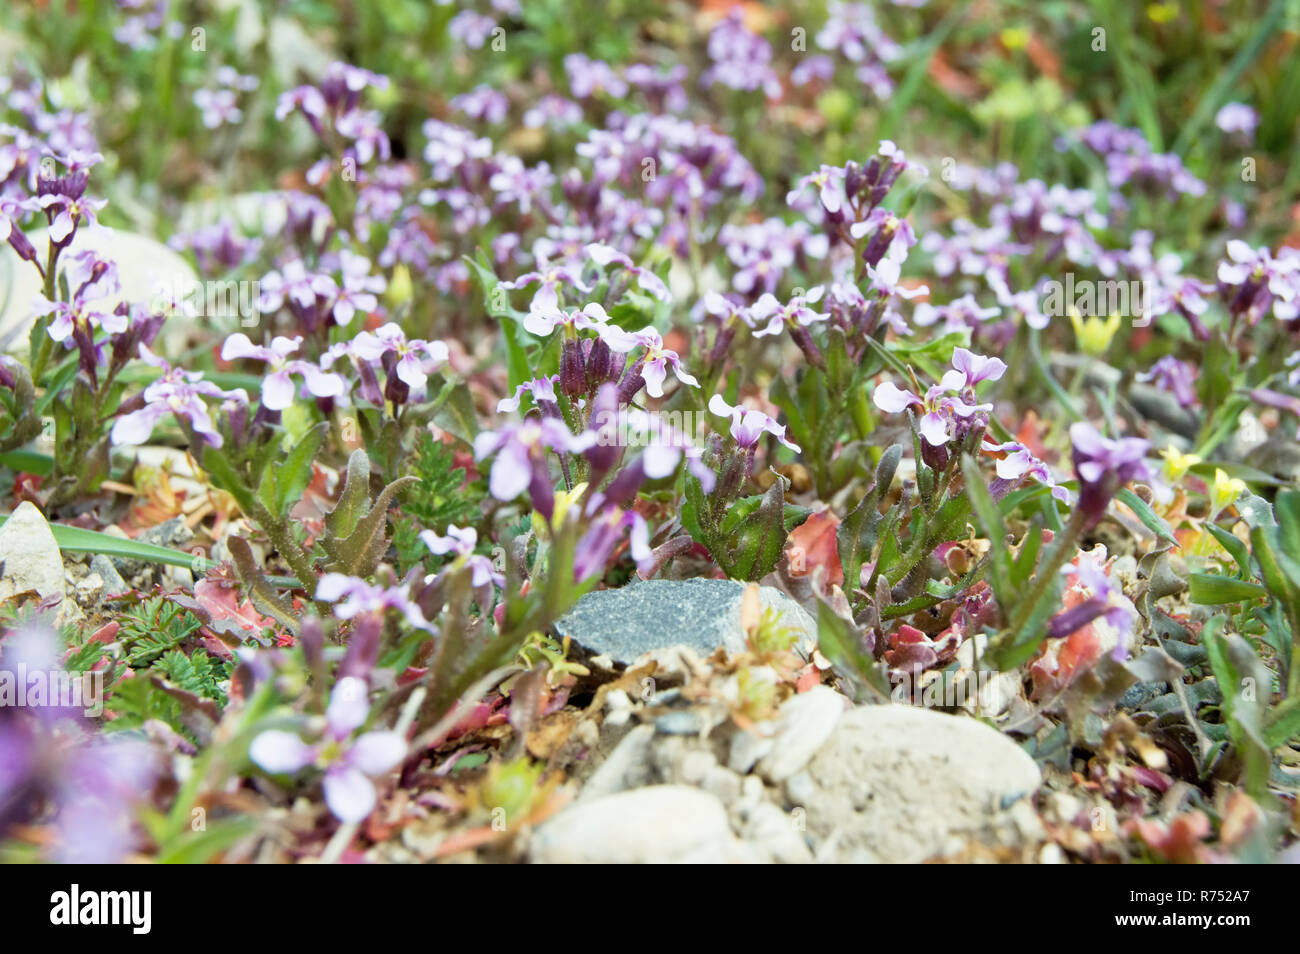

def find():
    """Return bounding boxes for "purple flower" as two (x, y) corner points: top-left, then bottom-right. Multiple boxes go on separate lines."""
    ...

(451, 85), (510, 124)
(332, 250), (386, 324)
(709, 394), (800, 452)
(912, 294), (1001, 334)
(315, 575), (434, 631)
(31, 293), (126, 342)
(1217, 240), (1298, 323)
(873, 349), (1003, 448)
(700, 9), (782, 99)
(193, 87), (242, 128)
(849, 207), (917, 267)
(747, 288), (830, 337)
(1136, 355), (1198, 409)
(984, 438), (1070, 504)
(421, 119), (493, 181)
(220, 333), (345, 410)
(565, 53), (628, 99)
(419, 525), (503, 588)
(249, 676), (406, 823)
(335, 108), (391, 165)
(36, 192), (105, 244)
(503, 258), (592, 313)
(522, 299), (615, 340)
(787, 166), (846, 214)
(488, 156), (555, 215)
(944, 347), (1008, 390)
(256, 259), (338, 316)
(111, 345), (243, 447)
(585, 243), (671, 301)
(1215, 102), (1258, 140)
(497, 375), (559, 413)
(474, 418), (596, 514)
(1047, 551), (1138, 661)
(817, 1), (903, 64)
(345, 323), (449, 392)
(53, 737), (157, 863)
(448, 10), (498, 49)
(1069, 423), (1153, 527)
(790, 55), (836, 87)
(874, 379), (985, 447)
(523, 94), (583, 130)
(617, 327), (699, 398)
(866, 256), (928, 300)
(574, 507), (652, 581)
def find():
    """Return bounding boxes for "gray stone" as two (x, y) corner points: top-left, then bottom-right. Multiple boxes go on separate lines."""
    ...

(754, 686), (848, 783)
(654, 710), (706, 735)
(529, 786), (750, 863)
(785, 770), (816, 806)
(111, 517), (194, 577)
(0, 502), (65, 605)
(138, 517), (194, 549)
(800, 705), (1042, 863)
(743, 801), (814, 864)
(580, 725), (655, 801)
(555, 578), (816, 666)
(89, 554), (129, 597)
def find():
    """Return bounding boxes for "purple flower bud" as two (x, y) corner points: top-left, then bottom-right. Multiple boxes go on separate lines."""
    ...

(7, 225), (37, 262)
(559, 338), (586, 398)
(1070, 423), (1153, 528)
(616, 356), (647, 404)
(584, 383), (623, 477)
(585, 336), (613, 389)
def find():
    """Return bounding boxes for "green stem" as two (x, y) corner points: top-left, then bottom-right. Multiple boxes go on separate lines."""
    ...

(1006, 506), (1088, 638)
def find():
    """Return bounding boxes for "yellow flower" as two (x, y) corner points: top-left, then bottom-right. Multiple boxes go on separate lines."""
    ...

(1160, 444), (1201, 483)
(1147, 2), (1178, 24)
(1210, 468), (1246, 517)
(384, 264), (413, 309)
(1000, 27), (1030, 50)
(1069, 309), (1122, 357)
(531, 481), (588, 537)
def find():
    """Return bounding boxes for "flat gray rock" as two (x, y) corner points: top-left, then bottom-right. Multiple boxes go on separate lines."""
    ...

(800, 705), (1042, 863)
(555, 578), (816, 665)
(529, 785), (753, 863)
(0, 502), (65, 604)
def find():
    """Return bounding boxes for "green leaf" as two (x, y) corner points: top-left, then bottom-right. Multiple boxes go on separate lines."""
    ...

(1189, 573), (1268, 605)
(1115, 487), (1177, 545)
(466, 251), (531, 390)
(0, 449), (53, 475)
(431, 379), (480, 445)
(201, 446), (258, 517)
(1203, 615), (1273, 798)
(961, 454), (1012, 605)
(325, 449), (373, 543)
(727, 472), (788, 581)
(814, 600), (889, 701)
(274, 421), (326, 517)
(322, 472), (418, 577)
(1264, 693), (1300, 749)
(838, 444), (901, 592)
(157, 816), (259, 864)
(1205, 524), (1252, 578)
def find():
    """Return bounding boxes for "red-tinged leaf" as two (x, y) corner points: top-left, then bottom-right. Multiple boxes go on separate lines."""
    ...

(785, 508), (844, 588)
(171, 578), (282, 648)
(795, 663), (822, 693)
(89, 621), (119, 644)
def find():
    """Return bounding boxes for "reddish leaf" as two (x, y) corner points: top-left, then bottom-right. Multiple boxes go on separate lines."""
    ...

(785, 509), (843, 588)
